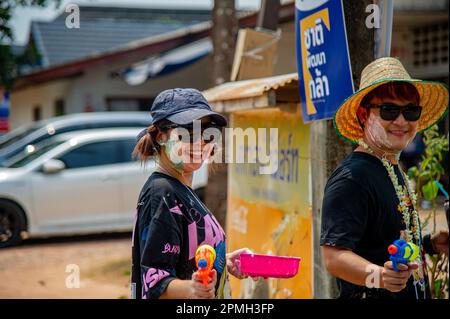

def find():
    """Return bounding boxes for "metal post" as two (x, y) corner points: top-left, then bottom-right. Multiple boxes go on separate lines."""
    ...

(374, 0), (394, 58)
(257, 0), (281, 31)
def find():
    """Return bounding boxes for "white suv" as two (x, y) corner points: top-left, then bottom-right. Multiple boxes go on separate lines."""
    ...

(0, 128), (208, 248)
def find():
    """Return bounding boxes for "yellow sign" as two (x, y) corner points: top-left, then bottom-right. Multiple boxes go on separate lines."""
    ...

(299, 8), (330, 115)
(227, 106), (312, 298)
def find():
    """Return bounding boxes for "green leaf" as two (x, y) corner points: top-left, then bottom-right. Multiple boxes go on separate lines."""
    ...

(419, 171), (431, 181)
(422, 180), (439, 201)
(431, 163), (440, 176)
(407, 167), (420, 179)
(421, 157), (432, 170)
(434, 279), (443, 299)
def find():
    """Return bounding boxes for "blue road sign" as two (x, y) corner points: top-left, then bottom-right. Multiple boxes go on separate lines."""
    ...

(295, 0), (354, 122)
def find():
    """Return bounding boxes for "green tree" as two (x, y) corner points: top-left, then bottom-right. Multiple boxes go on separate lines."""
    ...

(0, 0), (60, 88)
(408, 125), (449, 299)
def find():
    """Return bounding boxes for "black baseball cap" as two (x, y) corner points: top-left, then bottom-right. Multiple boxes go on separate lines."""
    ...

(137, 88), (227, 142)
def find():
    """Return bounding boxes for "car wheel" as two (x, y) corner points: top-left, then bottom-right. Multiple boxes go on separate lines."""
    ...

(0, 200), (26, 248)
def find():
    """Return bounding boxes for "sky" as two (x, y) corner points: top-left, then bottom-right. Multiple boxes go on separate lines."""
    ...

(11, 0), (264, 45)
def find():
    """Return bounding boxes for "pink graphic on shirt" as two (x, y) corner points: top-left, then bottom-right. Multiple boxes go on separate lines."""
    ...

(162, 243), (181, 254)
(142, 268), (170, 294)
(188, 222), (198, 260)
(204, 214), (225, 247)
(169, 205), (183, 215)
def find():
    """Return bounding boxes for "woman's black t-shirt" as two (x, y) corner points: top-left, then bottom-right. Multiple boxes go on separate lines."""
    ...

(130, 172), (228, 299)
(320, 152), (430, 299)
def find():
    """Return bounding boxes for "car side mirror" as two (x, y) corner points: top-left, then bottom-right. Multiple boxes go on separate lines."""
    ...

(42, 159), (66, 174)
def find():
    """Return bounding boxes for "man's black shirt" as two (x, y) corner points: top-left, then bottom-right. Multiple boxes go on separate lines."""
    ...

(320, 151), (430, 299)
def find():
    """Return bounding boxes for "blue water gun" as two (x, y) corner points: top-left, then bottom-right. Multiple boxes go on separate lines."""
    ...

(387, 239), (419, 272)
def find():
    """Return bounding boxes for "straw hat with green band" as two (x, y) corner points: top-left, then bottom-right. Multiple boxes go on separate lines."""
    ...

(333, 57), (449, 144)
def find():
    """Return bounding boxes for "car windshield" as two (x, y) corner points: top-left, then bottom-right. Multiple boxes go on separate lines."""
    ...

(0, 122), (44, 150)
(5, 140), (65, 168)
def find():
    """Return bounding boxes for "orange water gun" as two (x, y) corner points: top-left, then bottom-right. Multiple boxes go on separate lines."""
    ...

(195, 244), (216, 286)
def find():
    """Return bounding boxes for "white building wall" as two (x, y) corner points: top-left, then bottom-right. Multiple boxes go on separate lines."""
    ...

(10, 80), (71, 129)
(67, 55), (211, 114)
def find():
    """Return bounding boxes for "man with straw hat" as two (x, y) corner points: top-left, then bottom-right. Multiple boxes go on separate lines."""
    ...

(320, 57), (449, 299)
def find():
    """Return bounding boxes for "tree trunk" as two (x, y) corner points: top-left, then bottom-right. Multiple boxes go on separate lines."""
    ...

(312, 0), (374, 299)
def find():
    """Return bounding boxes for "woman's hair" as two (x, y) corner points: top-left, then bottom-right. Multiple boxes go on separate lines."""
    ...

(133, 120), (172, 162)
(361, 81), (420, 108)
(132, 125), (160, 163)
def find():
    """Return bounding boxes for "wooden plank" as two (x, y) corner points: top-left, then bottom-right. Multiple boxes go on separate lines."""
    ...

(209, 93), (275, 113)
(230, 28), (279, 81)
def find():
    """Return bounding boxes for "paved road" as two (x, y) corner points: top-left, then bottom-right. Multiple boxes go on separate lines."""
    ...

(0, 208), (446, 299)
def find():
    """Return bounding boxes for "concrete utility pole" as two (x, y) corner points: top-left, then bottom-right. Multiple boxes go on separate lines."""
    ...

(311, 0), (375, 298)
(206, 0), (237, 229)
(211, 0), (238, 86)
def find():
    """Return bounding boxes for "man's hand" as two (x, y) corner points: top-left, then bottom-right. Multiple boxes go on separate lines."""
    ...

(431, 230), (449, 255)
(380, 261), (417, 293)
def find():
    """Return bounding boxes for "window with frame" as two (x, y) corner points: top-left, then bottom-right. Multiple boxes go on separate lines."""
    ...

(120, 138), (138, 163)
(57, 140), (124, 169)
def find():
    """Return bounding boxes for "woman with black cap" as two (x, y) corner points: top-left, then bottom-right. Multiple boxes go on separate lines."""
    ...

(130, 88), (253, 299)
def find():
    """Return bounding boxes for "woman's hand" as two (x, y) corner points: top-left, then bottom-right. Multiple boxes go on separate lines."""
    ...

(226, 248), (258, 281)
(431, 230), (449, 254)
(189, 269), (217, 299)
(380, 261), (417, 293)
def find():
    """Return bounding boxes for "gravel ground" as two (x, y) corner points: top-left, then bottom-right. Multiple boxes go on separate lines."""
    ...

(0, 233), (132, 299)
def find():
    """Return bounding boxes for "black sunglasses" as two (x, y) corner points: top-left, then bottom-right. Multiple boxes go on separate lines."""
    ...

(368, 103), (422, 122)
(158, 122), (222, 144)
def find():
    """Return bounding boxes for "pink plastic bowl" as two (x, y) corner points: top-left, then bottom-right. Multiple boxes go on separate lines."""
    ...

(239, 253), (301, 278)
